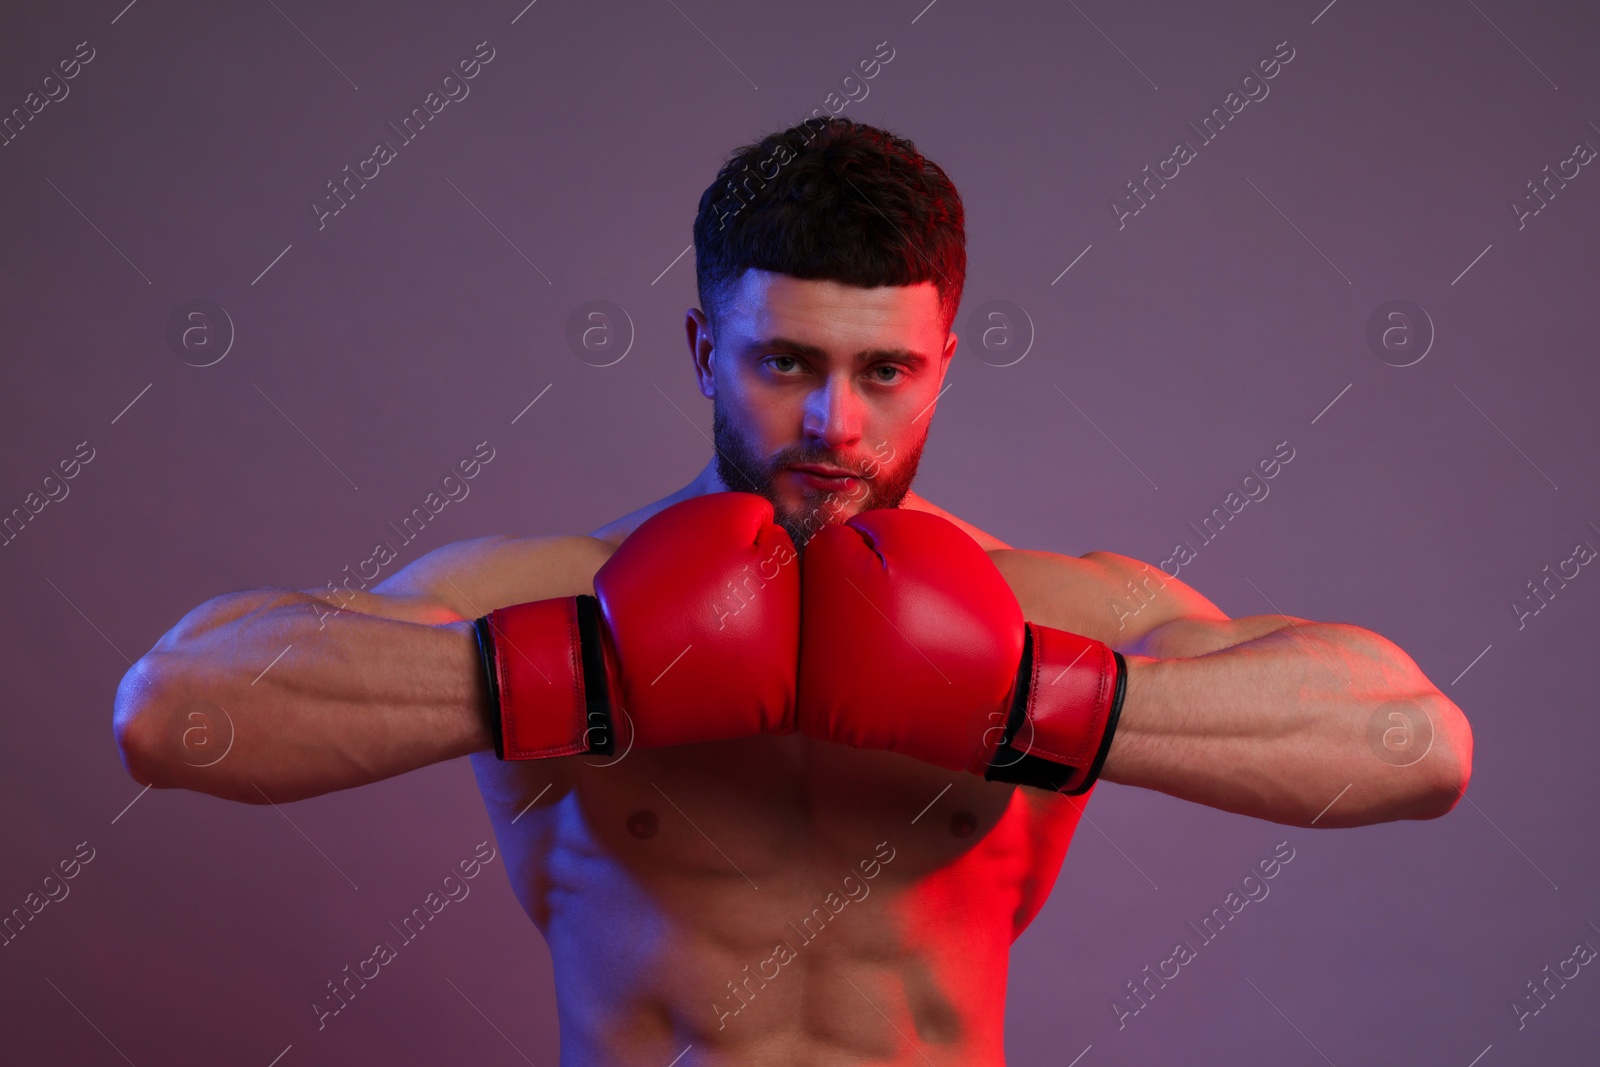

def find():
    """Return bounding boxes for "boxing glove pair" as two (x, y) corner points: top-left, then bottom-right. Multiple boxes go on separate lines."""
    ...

(472, 493), (1125, 794)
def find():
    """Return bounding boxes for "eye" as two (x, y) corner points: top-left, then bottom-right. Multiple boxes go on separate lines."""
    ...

(870, 364), (905, 384)
(764, 355), (804, 375)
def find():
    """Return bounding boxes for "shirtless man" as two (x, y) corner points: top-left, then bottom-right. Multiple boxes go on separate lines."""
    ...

(111, 116), (1473, 1065)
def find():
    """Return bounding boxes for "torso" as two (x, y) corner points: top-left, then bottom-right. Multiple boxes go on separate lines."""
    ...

(466, 490), (1116, 1065)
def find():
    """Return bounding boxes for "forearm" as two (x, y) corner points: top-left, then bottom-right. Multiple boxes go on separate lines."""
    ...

(114, 590), (492, 803)
(1100, 621), (1471, 826)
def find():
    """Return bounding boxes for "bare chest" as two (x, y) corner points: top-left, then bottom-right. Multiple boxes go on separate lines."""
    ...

(471, 732), (1088, 940)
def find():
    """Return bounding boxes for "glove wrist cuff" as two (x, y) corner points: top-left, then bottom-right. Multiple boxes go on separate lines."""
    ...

(985, 625), (1125, 794)
(475, 595), (615, 760)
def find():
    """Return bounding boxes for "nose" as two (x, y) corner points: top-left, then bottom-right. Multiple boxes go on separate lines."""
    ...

(802, 372), (865, 454)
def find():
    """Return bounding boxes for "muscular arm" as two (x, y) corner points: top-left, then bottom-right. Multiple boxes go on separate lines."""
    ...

(992, 549), (1473, 827)
(112, 534), (607, 804)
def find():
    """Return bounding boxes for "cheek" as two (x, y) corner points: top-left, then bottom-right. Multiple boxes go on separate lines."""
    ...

(740, 407), (791, 456)
(741, 389), (808, 445)
(732, 369), (793, 422)
(871, 412), (927, 463)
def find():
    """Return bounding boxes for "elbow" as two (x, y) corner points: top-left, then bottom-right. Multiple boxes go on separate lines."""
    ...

(1415, 701), (1474, 820)
(112, 656), (177, 789)
(113, 654), (269, 805)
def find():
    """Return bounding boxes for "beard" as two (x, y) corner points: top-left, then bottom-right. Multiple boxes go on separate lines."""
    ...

(711, 396), (929, 550)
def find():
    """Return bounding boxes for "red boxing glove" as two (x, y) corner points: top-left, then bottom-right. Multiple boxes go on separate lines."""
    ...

(474, 492), (800, 759)
(797, 508), (1125, 794)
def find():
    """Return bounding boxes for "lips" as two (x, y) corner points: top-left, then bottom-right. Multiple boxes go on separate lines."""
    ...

(789, 464), (858, 479)
(787, 465), (861, 492)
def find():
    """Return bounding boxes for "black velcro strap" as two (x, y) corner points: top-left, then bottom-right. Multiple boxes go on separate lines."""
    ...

(987, 627), (1078, 789)
(983, 641), (1127, 795)
(573, 595), (615, 756)
(1000, 625), (1033, 748)
(985, 748), (1081, 792)
(472, 614), (507, 760)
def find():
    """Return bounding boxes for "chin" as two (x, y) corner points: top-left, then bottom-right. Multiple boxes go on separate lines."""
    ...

(774, 487), (871, 547)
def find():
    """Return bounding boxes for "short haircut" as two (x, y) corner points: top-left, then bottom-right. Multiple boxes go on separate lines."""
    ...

(693, 116), (967, 340)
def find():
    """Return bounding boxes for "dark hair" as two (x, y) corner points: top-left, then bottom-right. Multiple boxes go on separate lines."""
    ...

(693, 116), (966, 340)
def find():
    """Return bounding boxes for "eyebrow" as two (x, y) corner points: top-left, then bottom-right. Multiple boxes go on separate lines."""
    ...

(742, 335), (932, 370)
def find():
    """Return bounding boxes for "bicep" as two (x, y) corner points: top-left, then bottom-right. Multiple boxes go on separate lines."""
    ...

(1129, 613), (1310, 658)
(363, 532), (610, 621)
(1076, 550), (1228, 650)
(259, 532), (602, 631)
(278, 536), (514, 628)
(1076, 550), (1317, 657)
(354, 534), (517, 622)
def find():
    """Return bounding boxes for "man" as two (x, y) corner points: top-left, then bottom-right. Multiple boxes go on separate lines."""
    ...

(112, 116), (1472, 1065)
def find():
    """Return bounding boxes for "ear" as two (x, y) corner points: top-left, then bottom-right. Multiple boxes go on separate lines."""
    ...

(938, 329), (957, 382)
(687, 308), (716, 399)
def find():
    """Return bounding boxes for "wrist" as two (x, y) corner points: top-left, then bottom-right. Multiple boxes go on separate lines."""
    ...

(1091, 652), (1157, 784)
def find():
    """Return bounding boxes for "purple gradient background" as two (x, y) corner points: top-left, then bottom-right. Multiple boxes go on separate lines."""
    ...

(3, 0), (1597, 1063)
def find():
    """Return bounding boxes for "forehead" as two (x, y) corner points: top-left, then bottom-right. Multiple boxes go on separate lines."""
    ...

(718, 269), (943, 346)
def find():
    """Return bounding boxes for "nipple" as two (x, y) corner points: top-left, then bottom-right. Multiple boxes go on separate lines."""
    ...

(949, 810), (976, 838)
(627, 809), (659, 839)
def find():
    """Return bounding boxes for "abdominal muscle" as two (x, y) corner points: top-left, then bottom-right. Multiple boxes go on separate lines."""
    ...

(470, 729), (1090, 1066)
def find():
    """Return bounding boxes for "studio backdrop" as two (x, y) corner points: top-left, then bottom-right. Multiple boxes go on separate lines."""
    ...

(1, 0), (1596, 1064)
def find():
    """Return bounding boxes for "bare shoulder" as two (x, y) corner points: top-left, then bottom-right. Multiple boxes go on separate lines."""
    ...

(359, 482), (708, 618)
(586, 492), (695, 548)
(369, 532), (616, 619)
(985, 548), (1127, 639)
(898, 492), (1013, 551)
(327, 489), (688, 626)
